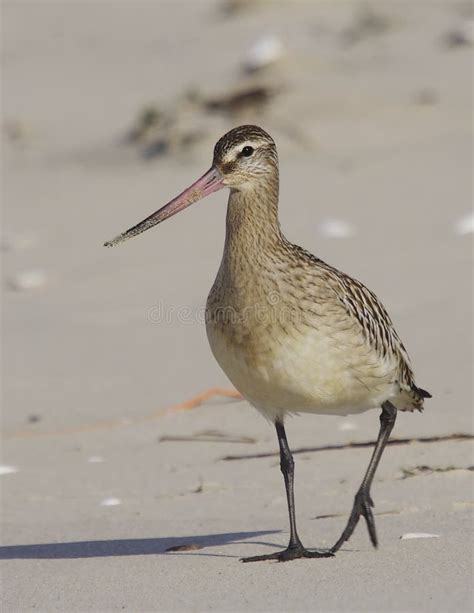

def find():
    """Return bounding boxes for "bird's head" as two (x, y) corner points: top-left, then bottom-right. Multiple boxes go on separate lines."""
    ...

(104, 125), (277, 247)
(213, 125), (277, 190)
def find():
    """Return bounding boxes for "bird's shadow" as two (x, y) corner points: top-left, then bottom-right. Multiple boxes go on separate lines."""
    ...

(0, 530), (280, 560)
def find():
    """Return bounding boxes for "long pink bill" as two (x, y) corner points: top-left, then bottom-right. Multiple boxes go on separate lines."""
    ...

(104, 166), (224, 247)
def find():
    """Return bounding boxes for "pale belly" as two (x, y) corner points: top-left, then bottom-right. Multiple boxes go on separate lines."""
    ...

(206, 318), (397, 420)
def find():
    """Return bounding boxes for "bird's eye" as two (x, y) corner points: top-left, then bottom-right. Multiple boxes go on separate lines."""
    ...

(241, 146), (254, 157)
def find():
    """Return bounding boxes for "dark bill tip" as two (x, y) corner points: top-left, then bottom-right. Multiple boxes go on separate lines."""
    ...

(103, 166), (224, 248)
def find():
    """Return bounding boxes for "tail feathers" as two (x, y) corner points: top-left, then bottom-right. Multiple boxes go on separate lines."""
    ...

(397, 384), (432, 413)
(413, 385), (432, 399)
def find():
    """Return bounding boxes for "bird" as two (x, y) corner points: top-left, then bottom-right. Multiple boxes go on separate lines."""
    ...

(105, 125), (431, 563)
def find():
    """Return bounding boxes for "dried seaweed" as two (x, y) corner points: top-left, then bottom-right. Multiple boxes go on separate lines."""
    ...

(220, 433), (474, 461)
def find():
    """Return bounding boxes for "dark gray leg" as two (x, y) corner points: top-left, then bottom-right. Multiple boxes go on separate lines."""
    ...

(241, 420), (333, 563)
(276, 420), (304, 550)
(331, 401), (397, 552)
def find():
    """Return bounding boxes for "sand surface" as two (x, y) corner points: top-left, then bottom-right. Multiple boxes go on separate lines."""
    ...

(1, 1), (473, 611)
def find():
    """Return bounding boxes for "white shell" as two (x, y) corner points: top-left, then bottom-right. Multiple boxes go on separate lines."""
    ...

(454, 212), (474, 236)
(100, 497), (121, 506)
(244, 35), (284, 71)
(8, 269), (47, 291)
(0, 465), (18, 476)
(87, 456), (104, 463)
(318, 219), (356, 239)
(400, 532), (440, 540)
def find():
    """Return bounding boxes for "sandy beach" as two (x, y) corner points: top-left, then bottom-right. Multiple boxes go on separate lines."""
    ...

(2, 1), (473, 611)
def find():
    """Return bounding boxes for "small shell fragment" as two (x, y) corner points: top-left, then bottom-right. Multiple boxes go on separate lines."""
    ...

(243, 35), (284, 72)
(400, 532), (440, 540)
(88, 456), (104, 463)
(100, 497), (121, 506)
(454, 212), (474, 236)
(8, 270), (47, 291)
(445, 20), (474, 47)
(338, 420), (357, 432)
(0, 465), (18, 476)
(318, 219), (356, 239)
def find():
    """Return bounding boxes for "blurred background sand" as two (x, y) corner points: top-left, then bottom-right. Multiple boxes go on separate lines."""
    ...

(2, 1), (473, 611)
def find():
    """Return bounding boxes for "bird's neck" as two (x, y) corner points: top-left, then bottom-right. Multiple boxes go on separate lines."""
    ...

(223, 175), (282, 267)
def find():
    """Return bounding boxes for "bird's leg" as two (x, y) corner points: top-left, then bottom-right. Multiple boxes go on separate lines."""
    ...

(276, 420), (304, 551)
(241, 420), (333, 563)
(331, 401), (397, 553)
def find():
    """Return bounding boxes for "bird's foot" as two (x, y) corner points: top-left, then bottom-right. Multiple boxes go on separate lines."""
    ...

(331, 487), (377, 553)
(241, 545), (333, 563)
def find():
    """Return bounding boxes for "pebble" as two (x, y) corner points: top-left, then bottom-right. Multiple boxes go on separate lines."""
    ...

(318, 219), (356, 239)
(454, 212), (474, 236)
(243, 35), (284, 72)
(0, 465), (19, 476)
(100, 497), (121, 506)
(413, 89), (438, 106)
(445, 20), (474, 47)
(88, 456), (105, 463)
(8, 269), (47, 291)
(338, 421), (357, 432)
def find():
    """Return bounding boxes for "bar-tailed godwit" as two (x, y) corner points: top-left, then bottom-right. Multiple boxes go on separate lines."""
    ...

(105, 125), (431, 562)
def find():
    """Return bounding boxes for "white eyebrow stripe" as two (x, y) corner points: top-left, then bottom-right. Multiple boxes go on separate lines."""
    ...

(224, 141), (260, 161)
